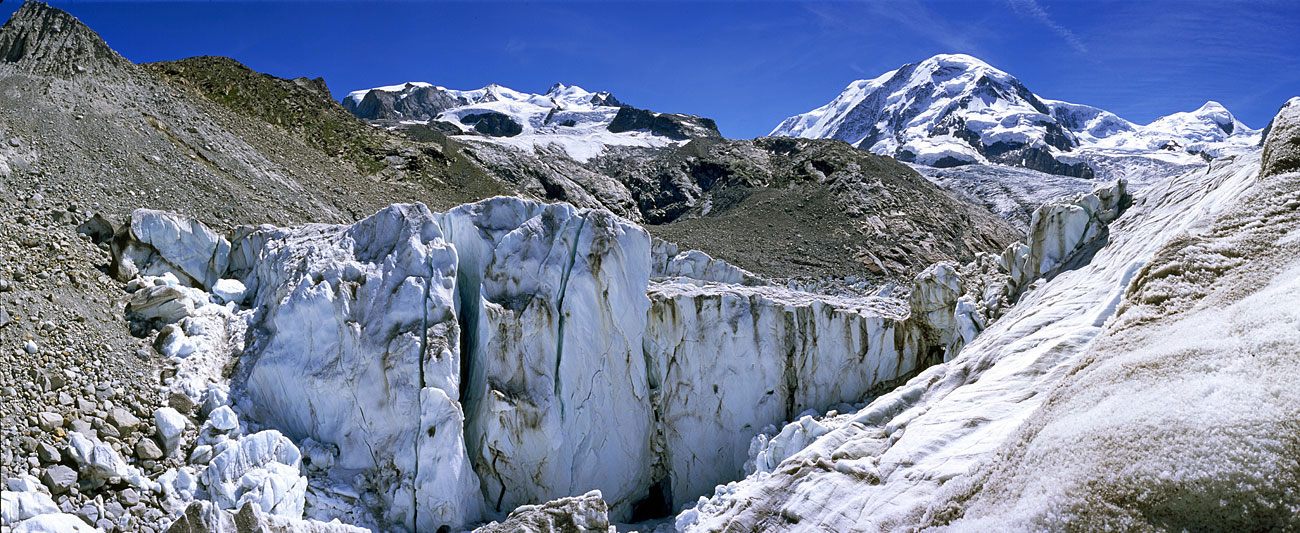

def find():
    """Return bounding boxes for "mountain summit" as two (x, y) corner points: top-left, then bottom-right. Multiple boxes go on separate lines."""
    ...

(772, 54), (1261, 177)
(770, 54), (1091, 176)
(0, 0), (130, 77)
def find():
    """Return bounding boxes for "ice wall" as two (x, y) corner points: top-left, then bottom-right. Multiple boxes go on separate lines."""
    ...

(111, 196), (971, 529)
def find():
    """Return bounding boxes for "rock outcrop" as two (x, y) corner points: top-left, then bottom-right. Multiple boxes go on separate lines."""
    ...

(606, 106), (721, 140)
(0, 0), (131, 78)
(1261, 97), (1300, 177)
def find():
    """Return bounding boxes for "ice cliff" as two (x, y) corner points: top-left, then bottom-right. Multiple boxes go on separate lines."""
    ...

(108, 195), (992, 530)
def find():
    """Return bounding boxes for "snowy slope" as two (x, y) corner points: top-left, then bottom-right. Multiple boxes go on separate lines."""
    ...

(773, 54), (1261, 177)
(1047, 98), (1263, 166)
(344, 82), (714, 162)
(679, 135), (1290, 530)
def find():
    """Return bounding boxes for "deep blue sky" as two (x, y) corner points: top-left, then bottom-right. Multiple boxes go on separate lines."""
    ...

(4, 1), (1297, 138)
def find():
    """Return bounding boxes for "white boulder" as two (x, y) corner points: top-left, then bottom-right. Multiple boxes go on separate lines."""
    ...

(210, 278), (247, 305)
(154, 407), (188, 454)
(111, 209), (231, 289)
(206, 405), (239, 432)
(66, 432), (149, 490)
(202, 430), (306, 517)
(10, 513), (102, 532)
(1, 476), (59, 525)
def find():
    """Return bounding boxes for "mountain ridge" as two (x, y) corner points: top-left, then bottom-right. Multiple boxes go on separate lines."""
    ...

(771, 53), (1261, 177)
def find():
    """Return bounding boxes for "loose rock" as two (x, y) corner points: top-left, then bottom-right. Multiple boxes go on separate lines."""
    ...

(41, 464), (78, 495)
(153, 407), (187, 454)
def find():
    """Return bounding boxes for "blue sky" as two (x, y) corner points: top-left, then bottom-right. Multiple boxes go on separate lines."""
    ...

(4, 1), (1297, 138)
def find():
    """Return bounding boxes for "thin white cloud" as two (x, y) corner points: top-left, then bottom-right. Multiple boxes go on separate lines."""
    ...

(805, 1), (989, 59)
(1006, 0), (1088, 54)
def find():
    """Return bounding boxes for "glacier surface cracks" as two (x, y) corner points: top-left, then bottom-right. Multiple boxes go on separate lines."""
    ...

(98, 177), (1133, 531)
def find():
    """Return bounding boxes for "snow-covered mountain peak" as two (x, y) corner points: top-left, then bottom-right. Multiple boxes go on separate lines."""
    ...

(771, 53), (1089, 176)
(773, 54), (1264, 177)
(914, 53), (1007, 82)
(1148, 100), (1252, 137)
(343, 81), (434, 106)
(542, 82), (622, 108)
(344, 80), (715, 161)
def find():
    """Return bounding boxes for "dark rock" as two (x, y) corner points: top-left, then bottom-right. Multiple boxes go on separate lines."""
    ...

(75, 502), (100, 525)
(42, 464), (77, 494)
(134, 438), (163, 460)
(36, 441), (61, 463)
(607, 106), (721, 140)
(1262, 98), (1300, 178)
(460, 112), (523, 137)
(108, 407), (141, 431)
(168, 392), (196, 414)
(344, 83), (472, 121)
(589, 91), (623, 108)
(424, 120), (465, 136)
(166, 501), (215, 533)
(76, 214), (115, 244)
(119, 487), (140, 506)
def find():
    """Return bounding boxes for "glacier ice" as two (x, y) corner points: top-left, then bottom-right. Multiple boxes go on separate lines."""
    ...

(108, 193), (985, 530)
(230, 203), (481, 531)
(444, 199), (657, 518)
(675, 147), (1274, 531)
(111, 209), (232, 289)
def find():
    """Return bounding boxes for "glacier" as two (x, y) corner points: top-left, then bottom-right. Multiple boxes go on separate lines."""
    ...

(676, 141), (1293, 530)
(93, 96), (1298, 532)
(106, 195), (986, 531)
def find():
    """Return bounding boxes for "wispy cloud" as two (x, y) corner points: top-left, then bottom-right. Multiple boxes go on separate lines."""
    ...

(1006, 0), (1088, 54)
(805, 1), (989, 59)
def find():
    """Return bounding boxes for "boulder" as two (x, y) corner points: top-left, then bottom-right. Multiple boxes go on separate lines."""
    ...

(135, 438), (163, 460)
(111, 209), (230, 289)
(153, 407), (188, 454)
(1, 476), (59, 525)
(474, 490), (612, 533)
(40, 465), (76, 495)
(75, 214), (115, 244)
(108, 407), (141, 432)
(66, 432), (140, 489)
(210, 279), (246, 305)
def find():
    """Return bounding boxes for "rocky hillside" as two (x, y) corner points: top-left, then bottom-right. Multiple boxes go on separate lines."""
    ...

(592, 137), (1020, 281)
(0, 2), (519, 231)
